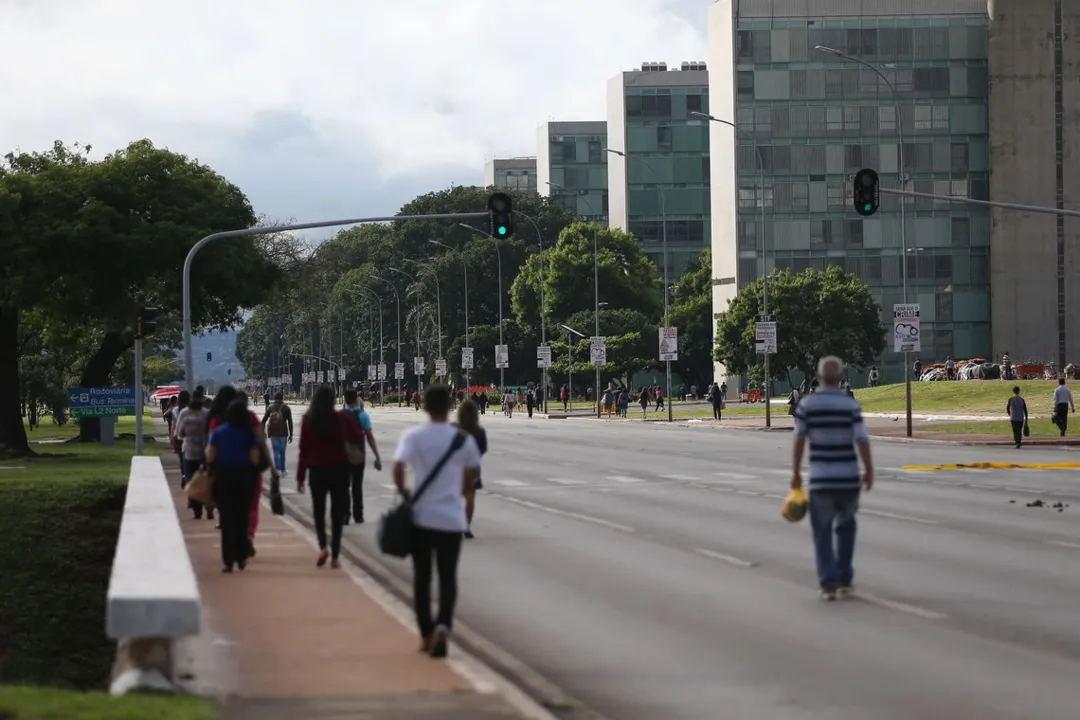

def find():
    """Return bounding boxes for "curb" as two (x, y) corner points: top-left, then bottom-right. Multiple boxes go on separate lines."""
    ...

(271, 492), (605, 720)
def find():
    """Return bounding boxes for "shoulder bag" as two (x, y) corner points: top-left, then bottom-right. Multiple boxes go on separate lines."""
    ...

(341, 414), (365, 466)
(378, 432), (467, 558)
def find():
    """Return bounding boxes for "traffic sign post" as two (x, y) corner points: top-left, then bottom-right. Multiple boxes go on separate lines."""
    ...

(414, 357), (425, 376)
(70, 385), (137, 450)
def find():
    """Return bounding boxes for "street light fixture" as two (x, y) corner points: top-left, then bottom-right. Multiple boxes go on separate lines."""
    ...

(814, 44), (912, 437)
(406, 258), (444, 380)
(561, 324), (587, 410)
(606, 148), (673, 422)
(429, 239), (471, 390)
(344, 285), (386, 403)
(516, 211), (550, 413)
(388, 266), (423, 390)
(459, 223), (506, 390)
(371, 273), (403, 405)
(690, 110), (772, 428)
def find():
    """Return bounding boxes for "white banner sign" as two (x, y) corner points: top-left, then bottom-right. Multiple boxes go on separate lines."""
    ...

(461, 347), (474, 370)
(590, 336), (606, 349)
(590, 346), (607, 366)
(755, 321), (777, 355)
(537, 345), (552, 369)
(495, 344), (509, 369)
(367, 364), (377, 380)
(658, 327), (678, 361)
(893, 303), (921, 353)
(377, 363), (386, 381)
(414, 357), (425, 375)
(435, 358), (447, 376)
(394, 362), (405, 380)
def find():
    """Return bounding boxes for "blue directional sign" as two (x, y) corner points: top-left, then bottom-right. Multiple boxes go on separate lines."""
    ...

(68, 386), (138, 418)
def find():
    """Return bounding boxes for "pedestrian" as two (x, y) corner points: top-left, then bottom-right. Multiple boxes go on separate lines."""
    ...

(791, 356), (874, 601)
(708, 382), (723, 420)
(638, 387), (649, 418)
(342, 390), (382, 525)
(297, 385), (364, 568)
(205, 397), (261, 573)
(617, 387), (629, 417)
(170, 390), (191, 483)
(261, 391), (293, 476)
(176, 395), (208, 492)
(560, 385), (569, 411)
(526, 388), (535, 418)
(1052, 377), (1075, 437)
(392, 384), (482, 658)
(654, 386), (664, 412)
(164, 396), (179, 437)
(412, 388), (422, 411)
(1006, 385), (1029, 448)
(455, 398), (486, 539)
(601, 387), (614, 418)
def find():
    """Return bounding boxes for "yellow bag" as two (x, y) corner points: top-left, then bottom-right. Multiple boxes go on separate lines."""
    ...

(186, 467), (215, 508)
(781, 488), (808, 523)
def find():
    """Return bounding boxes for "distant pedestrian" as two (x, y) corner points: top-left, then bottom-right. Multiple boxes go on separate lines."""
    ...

(526, 388), (535, 418)
(261, 392), (294, 476)
(560, 385), (569, 411)
(1053, 378), (1075, 437)
(654, 386), (664, 412)
(1006, 385), (1029, 448)
(170, 390), (191, 481)
(792, 356), (874, 601)
(868, 367), (879, 387)
(638, 388), (649, 418)
(176, 396), (208, 492)
(601, 387), (614, 418)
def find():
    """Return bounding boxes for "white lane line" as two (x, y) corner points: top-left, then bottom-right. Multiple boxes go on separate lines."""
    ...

(606, 475), (645, 484)
(735, 489), (763, 497)
(763, 493), (786, 500)
(380, 483), (396, 490)
(661, 473), (700, 481)
(862, 509), (939, 525)
(491, 480), (528, 487)
(967, 483), (1003, 489)
(1003, 486), (1044, 494)
(856, 592), (948, 621)
(759, 468), (790, 476)
(715, 471), (758, 480)
(695, 548), (758, 568)
(547, 477), (586, 485)
(937, 480), (965, 486)
(491, 493), (634, 533)
(1046, 540), (1080, 549)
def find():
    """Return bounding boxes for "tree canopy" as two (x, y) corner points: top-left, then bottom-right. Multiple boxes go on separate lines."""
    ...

(669, 249), (714, 390)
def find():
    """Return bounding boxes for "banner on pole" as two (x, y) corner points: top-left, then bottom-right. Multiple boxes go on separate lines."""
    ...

(893, 304), (921, 353)
(394, 362), (405, 380)
(537, 345), (552, 369)
(413, 357), (425, 375)
(435, 358), (447, 376)
(377, 363), (386, 381)
(461, 347), (474, 370)
(658, 327), (678, 361)
(495, 344), (509, 369)
(590, 346), (606, 366)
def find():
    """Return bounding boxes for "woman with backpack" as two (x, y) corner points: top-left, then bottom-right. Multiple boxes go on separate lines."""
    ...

(205, 397), (261, 573)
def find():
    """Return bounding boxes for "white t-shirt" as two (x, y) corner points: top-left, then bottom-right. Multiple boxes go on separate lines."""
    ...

(393, 422), (482, 532)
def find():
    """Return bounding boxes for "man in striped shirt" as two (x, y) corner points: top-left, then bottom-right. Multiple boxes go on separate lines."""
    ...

(792, 356), (874, 601)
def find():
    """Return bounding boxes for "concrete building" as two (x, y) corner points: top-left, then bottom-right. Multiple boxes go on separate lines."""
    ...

(536, 121), (608, 222)
(988, 0), (1080, 370)
(483, 157), (538, 193)
(607, 62), (711, 282)
(708, 0), (992, 385)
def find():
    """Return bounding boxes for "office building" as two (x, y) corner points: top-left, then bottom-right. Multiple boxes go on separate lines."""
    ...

(607, 62), (711, 281)
(483, 157), (538, 193)
(536, 121), (609, 222)
(988, 0), (1080, 370)
(708, 0), (991, 385)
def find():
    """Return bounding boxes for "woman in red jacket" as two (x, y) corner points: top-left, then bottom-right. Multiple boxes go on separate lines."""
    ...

(297, 384), (363, 568)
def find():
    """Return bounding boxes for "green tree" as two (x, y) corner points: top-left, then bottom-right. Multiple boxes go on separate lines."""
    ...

(714, 266), (886, 382)
(669, 249), (714, 390)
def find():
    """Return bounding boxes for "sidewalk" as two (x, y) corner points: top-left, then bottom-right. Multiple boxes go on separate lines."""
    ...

(158, 452), (537, 719)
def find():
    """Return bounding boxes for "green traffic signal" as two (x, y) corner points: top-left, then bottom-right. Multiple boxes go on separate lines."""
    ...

(864, 203), (873, 212)
(853, 169), (880, 217)
(487, 192), (514, 238)
(497, 226), (507, 236)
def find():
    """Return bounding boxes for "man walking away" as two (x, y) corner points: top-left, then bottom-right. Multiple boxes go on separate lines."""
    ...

(792, 356), (874, 601)
(342, 390), (382, 524)
(708, 382), (723, 420)
(262, 392), (293, 476)
(526, 388), (535, 418)
(1053, 378), (1075, 437)
(1006, 386), (1028, 448)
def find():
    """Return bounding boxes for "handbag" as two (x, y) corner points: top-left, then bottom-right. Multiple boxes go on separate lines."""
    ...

(1023, 421), (1031, 437)
(341, 415), (365, 465)
(269, 473), (285, 516)
(378, 432), (467, 558)
(186, 465), (215, 508)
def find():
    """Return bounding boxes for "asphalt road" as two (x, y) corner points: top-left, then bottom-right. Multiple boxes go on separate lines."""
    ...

(275, 406), (1080, 720)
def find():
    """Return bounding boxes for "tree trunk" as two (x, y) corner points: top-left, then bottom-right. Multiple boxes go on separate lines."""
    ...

(77, 331), (130, 442)
(0, 308), (31, 458)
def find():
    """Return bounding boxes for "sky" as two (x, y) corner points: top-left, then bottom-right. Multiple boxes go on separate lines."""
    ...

(0, 0), (710, 231)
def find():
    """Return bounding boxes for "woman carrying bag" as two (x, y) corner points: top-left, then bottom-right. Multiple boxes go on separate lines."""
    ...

(205, 398), (262, 573)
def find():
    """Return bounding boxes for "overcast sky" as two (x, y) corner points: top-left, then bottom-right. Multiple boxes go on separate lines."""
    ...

(0, 0), (709, 231)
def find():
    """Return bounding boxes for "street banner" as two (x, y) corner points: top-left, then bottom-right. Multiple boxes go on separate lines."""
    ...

(495, 344), (509, 369)
(367, 364), (377, 380)
(590, 346), (606, 366)
(537, 345), (552, 368)
(658, 327), (678, 361)
(394, 362), (405, 380)
(435, 358), (447, 376)
(461, 347), (474, 370)
(377, 363), (386, 381)
(755, 321), (777, 355)
(893, 303), (921, 353)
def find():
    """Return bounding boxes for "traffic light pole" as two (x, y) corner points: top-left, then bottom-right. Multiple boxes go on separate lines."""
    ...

(134, 338), (143, 456)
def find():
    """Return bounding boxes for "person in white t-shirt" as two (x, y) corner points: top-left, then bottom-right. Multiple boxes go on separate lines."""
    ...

(393, 384), (481, 659)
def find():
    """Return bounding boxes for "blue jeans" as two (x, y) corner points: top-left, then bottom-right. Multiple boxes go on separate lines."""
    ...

(809, 489), (860, 590)
(270, 435), (288, 473)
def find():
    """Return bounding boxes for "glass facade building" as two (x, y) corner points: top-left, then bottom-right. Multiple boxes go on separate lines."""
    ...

(536, 121), (608, 222)
(709, 0), (991, 384)
(483, 157), (538, 193)
(607, 63), (711, 281)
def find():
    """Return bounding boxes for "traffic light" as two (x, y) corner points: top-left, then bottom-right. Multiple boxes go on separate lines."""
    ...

(135, 307), (158, 339)
(206, 352), (212, 362)
(853, 169), (880, 217)
(488, 192), (514, 238)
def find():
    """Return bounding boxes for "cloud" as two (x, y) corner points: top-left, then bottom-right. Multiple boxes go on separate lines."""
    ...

(0, 0), (709, 224)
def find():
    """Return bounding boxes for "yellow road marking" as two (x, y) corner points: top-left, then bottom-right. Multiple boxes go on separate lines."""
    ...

(902, 462), (1080, 471)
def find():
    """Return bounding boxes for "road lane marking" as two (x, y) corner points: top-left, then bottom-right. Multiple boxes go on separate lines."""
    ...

(861, 509), (939, 525)
(661, 473), (700, 481)
(695, 548), (758, 568)
(490, 493), (634, 533)
(1046, 540), (1080, 549)
(735, 489), (763, 496)
(903, 461), (1080, 471)
(1003, 486), (1044, 494)
(491, 480), (528, 487)
(547, 478), (586, 485)
(856, 592), (947, 620)
(606, 475), (645, 484)
(715, 471), (758, 480)
(380, 483), (396, 490)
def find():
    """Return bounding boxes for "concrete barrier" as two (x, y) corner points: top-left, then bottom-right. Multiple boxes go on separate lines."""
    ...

(105, 455), (201, 695)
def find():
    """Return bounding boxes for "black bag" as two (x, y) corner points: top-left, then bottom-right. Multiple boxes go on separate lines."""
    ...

(253, 433), (272, 473)
(378, 432), (467, 558)
(269, 473), (285, 516)
(1023, 421), (1031, 437)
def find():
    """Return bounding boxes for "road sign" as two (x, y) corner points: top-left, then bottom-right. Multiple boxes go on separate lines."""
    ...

(755, 321), (777, 355)
(590, 336), (605, 348)
(893, 303), (921, 353)
(377, 363), (386, 380)
(394, 362), (405, 380)
(68, 386), (137, 418)
(590, 346), (607, 366)
(414, 357), (425, 375)
(495, 344), (509, 369)
(537, 345), (552, 368)
(658, 327), (678, 361)
(435, 358), (448, 376)
(461, 347), (474, 370)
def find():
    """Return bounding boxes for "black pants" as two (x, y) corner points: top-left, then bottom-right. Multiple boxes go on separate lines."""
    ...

(347, 461), (365, 522)
(309, 464), (350, 558)
(1010, 420), (1025, 446)
(1055, 403), (1069, 434)
(410, 527), (464, 638)
(712, 401), (722, 420)
(527, 402), (534, 418)
(212, 468), (257, 568)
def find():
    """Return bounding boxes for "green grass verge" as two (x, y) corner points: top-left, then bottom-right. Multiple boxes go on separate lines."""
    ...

(855, 380), (1063, 414)
(24, 410), (153, 441)
(0, 440), (155, 690)
(923, 418), (1065, 436)
(0, 686), (215, 720)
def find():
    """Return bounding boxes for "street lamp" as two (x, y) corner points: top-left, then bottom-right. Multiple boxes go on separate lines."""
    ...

(815, 44), (912, 437)
(371, 273), (403, 405)
(459, 223), (506, 391)
(408, 259), (444, 380)
(429, 239), (470, 390)
(607, 148), (673, 422)
(691, 111), (772, 428)
(516, 211), (549, 412)
(345, 285), (385, 404)
(561, 324), (586, 410)
(388, 266), (423, 391)
(547, 181), (602, 418)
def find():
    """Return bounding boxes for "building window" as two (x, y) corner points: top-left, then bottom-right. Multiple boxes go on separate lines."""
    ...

(932, 105), (949, 130)
(935, 255), (953, 281)
(936, 292), (954, 322)
(952, 217), (970, 246)
(879, 106), (897, 132)
(828, 183), (845, 207)
(626, 95), (642, 118)
(737, 30), (753, 60)
(657, 126), (673, 152)
(846, 220), (864, 248)
(737, 71), (754, 100)
(588, 140), (602, 164)
(843, 106), (859, 131)
(913, 67), (949, 95)
(914, 105), (932, 131)
(565, 168), (588, 188)
(950, 142), (969, 172)
(738, 221), (757, 251)
(826, 106), (843, 132)
(844, 144), (862, 170)
(687, 94), (702, 114)
(971, 253), (989, 284)
(657, 95), (672, 118)
(701, 156), (710, 179)
(810, 220), (825, 248)
(561, 140), (577, 162)
(792, 183), (809, 211)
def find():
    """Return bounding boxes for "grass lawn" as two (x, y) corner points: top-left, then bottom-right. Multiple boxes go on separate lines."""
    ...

(24, 410), (152, 441)
(0, 686), (214, 720)
(0, 440), (156, 691)
(924, 418), (1065, 436)
(855, 379), (1063, 414)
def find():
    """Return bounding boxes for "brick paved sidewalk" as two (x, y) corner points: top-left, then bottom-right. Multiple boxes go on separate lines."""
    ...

(159, 450), (534, 719)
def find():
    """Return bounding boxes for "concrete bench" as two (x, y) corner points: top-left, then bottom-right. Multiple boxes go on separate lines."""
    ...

(106, 456), (201, 694)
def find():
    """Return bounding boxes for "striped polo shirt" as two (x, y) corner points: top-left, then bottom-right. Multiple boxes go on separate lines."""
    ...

(793, 387), (869, 492)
